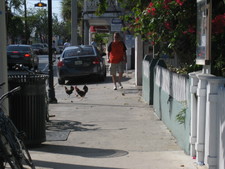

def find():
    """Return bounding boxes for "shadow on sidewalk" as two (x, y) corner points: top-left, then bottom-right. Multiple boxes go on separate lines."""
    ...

(32, 144), (128, 158)
(33, 159), (124, 169)
(46, 120), (99, 132)
(63, 76), (132, 85)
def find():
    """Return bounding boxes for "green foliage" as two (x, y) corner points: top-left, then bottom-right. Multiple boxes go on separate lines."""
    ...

(122, 0), (197, 64)
(94, 33), (109, 45)
(27, 9), (49, 43)
(6, 0), (23, 11)
(61, 0), (83, 22)
(210, 1), (225, 76)
(61, 0), (72, 21)
(176, 101), (187, 125)
(95, 0), (107, 16)
(61, 0), (83, 41)
(167, 63), (202, 75)
(7, 14), (24, 43)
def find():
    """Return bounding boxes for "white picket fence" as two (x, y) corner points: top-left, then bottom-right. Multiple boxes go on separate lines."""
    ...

(189, 72), (225, 169)
(151, 65), (225, 168)
(155, 66), (189, 102)
(217, 87), (225, 169)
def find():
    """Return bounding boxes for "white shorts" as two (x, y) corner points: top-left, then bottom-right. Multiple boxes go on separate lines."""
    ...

(109, 62), (125, 75)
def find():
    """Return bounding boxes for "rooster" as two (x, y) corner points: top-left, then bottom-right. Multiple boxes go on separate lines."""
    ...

(83, 85), (88, 93)
(65, 86), (74, 97)
(75, 85), (88, 97)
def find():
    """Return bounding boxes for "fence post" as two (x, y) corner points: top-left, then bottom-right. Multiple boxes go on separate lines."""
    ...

(189, 72), (199, 157)
(196, 74), (212, 165)
(204, 77), (225, 169)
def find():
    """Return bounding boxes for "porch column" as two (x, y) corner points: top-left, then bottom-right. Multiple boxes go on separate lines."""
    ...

(204, 77), (225, 169)
(189, 72), (199, 157)
(135, 35), (143, 86)
(195, 74), (212, 164)
(0, 0), (8, 115)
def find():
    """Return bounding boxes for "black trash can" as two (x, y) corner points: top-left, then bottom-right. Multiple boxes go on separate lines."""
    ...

(8, 74), (48, 146)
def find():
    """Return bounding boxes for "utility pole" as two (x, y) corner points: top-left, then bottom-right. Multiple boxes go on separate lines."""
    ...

(0, 0), (9, 114)
(71, 0), (78, 45)
(24, 0), (28, 44)
(47, 0), (57, 103)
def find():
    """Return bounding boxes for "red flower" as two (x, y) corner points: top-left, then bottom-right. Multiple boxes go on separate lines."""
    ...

(212, 14), (225, 34)
(148, 2), (154, 8)
(135, 17), (140, 23)
(183, 25), (195, 34)
(164, 0), (172, 3)
(176, 0), (184, 6)
(147, 32), (152, 36)
(147, 7), (156, 15)
(188, 28), (195, 33)
(163, 0), (172, 9)
(164, 22), (172, 30)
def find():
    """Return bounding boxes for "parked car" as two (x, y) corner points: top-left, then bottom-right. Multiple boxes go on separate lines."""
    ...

(58, 46), (64, 53)
(32, 43), (48, 54)
(43, 43), (49, 54)
(57, 45), (106, 84)
(7, 44), (39, 70)
(31, 44), (41, 54)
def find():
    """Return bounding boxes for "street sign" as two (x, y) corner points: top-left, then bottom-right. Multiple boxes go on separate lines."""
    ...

(111, 18), (122, 32)
(196, 0), (211, 65)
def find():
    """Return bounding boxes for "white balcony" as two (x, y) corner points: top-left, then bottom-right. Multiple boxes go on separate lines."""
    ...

(83, 0), (122, 13)
(83, 0), (123, 24)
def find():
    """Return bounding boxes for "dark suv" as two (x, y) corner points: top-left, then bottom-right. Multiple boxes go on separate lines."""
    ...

(57, 45), (106, 84)
(7, 44), (39, 70)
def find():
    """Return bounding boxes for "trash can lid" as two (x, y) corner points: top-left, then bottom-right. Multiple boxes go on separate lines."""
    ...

(8, 74), (49, 84)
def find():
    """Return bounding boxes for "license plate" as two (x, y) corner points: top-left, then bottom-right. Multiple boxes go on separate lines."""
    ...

(10, 55), (20, 58)
(74, 60), (82, 65)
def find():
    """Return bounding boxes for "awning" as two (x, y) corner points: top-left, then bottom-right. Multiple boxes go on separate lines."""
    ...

(90, 26), (109, 33)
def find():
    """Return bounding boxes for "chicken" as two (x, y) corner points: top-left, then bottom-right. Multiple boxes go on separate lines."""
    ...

(65, 86), (74, 96)
(83, 85), (88, 93)
(75, 85), (88, 97)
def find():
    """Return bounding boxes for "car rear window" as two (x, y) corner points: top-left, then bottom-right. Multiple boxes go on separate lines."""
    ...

(64, 46), (95, 58)
(7, 46), (30, 52)
(32, 44), (43, 48)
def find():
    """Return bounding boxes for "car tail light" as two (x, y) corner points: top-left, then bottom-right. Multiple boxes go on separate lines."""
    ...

(12, 51), (19, 54)
(24, 54), (31, 57)
(57, 61), (64, 67)
(92, 58), (100, 64)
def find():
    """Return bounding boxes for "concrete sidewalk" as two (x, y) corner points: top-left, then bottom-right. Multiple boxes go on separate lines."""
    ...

(29, 71), (204, 169)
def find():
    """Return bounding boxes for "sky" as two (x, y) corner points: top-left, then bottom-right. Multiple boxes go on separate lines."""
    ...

(26, 0), (62, 21)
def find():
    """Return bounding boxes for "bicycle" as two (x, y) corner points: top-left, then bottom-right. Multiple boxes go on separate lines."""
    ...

(0, 82), (35, 169)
